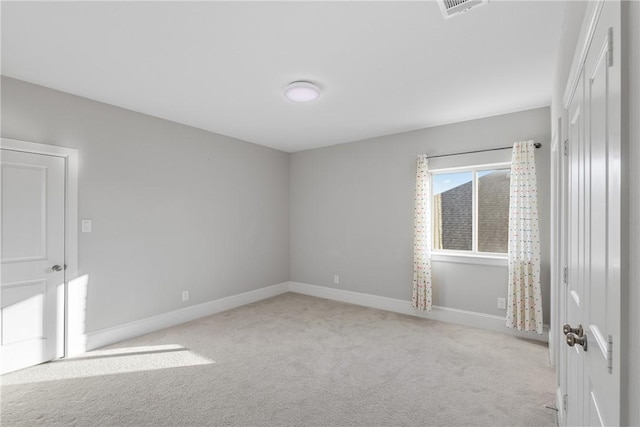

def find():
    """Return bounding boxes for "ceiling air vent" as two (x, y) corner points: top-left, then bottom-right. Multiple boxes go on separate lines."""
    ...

(438, 0), (488, 19)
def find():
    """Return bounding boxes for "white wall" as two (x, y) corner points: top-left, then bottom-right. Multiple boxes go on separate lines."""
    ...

(290, 107), (551, 324)
(1, 77), (290, 334)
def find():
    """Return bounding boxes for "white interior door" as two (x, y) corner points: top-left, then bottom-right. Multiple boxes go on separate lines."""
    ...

(581, 2), (621, 424)
(561, 1), (621, 425)
(565, 67), (586, 427)
(1, 149), (66, 374)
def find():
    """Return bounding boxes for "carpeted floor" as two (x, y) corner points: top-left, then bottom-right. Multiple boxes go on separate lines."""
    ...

(1, 293), (557, 426)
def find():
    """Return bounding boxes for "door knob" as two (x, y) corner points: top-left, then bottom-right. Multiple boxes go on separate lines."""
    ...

(566, 332), (588, 351)
(52, 265), (63, 272)
(563, 323), (584, 337)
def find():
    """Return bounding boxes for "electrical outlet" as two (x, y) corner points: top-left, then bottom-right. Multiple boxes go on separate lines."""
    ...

(182, 290), (190, 302)
(497, 297), (506, 310)
(334, 275), (340, 285)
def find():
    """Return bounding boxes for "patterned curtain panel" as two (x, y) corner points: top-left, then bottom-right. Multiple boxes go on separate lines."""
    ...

(412, 155), (432, 311)
(506, 141), (542, 334)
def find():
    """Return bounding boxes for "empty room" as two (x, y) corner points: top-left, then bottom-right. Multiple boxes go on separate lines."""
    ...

(1, 1), (639, 426)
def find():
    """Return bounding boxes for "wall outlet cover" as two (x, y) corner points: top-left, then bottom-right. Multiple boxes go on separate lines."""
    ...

(81, 219), (92, 233)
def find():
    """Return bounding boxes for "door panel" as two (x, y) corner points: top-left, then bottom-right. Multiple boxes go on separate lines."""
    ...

(1, 149), (65, 374)
(1, 280), (46, 344)
(1, 163), (48, 261)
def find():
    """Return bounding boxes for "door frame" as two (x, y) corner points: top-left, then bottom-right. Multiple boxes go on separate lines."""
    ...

(549, 117), (562, 368)
(1, 137), (79, 359)
(555, 0), (602, 422)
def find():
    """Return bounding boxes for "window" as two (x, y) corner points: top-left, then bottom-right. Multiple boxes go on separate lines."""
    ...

(432, 164), (511, 255)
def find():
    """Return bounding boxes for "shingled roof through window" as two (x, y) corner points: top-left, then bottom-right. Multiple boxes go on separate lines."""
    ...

(435, 170), (510, 253)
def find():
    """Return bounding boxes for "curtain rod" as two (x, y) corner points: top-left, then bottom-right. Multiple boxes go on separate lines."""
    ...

(428, 142), (542, 159)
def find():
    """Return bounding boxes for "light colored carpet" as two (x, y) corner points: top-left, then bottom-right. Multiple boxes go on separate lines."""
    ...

(1, 293), (557, 426)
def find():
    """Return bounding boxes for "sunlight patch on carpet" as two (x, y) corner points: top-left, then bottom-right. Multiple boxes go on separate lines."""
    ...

(1, 344), (214, 385)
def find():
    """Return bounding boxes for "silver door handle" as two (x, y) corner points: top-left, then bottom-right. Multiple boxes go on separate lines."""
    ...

(563, 323), (584, 337)
(52, 265), (63, 272)
(566, 332), (587, 351)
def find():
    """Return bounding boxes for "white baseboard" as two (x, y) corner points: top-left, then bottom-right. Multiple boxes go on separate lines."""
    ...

(288, 282), (549, 342)
(84, 280), (548, 353)
(85, 282), (289, 351)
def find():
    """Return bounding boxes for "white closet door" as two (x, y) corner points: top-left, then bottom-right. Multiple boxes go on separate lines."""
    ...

(1, 149), (65, 374)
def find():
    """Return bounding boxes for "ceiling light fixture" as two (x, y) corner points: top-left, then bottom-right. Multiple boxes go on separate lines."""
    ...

(284, 81), (320, 102)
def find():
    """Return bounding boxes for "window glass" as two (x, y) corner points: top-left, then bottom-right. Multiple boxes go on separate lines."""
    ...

(432, 172), (473, 251)
(477, 169), (511, 253)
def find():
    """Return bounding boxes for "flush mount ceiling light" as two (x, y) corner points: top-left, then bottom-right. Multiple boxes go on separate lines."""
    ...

(284, 81), (320, 102)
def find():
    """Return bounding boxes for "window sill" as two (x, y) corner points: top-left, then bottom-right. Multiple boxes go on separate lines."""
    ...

(431, 252), (508, 266)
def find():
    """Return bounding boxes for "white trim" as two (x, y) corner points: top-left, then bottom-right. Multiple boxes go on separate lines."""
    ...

(557, 387), (565, 424)
(549, 116), (562, 367)
(0, 138), (79, 359)
(288, 282), (549, 342)
(431, 252), (508, 266)
(86, 282), (289, 351)
(563, 0), (605, 108)
(81, 280), (549, 352)
(430, 161), (511, 174)
(472, 169), (479, 252)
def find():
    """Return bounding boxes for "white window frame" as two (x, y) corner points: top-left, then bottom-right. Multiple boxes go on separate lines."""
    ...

(430, 161), (511, 262)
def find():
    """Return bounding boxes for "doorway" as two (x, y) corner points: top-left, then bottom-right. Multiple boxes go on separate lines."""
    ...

(556, 1), (622, 425)
(0, 138), (79, 374)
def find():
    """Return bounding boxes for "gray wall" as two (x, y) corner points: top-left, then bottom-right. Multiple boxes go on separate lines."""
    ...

(1, 76), (290, 333)
(623, 1), (640, 425)
(290, 107), (551, 323)
(1, 79), (553, 336)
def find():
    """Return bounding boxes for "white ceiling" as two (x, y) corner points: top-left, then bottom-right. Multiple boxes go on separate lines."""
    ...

(1, 1), (566, 153)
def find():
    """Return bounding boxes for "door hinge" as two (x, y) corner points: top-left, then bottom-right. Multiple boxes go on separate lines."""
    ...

(563, 266), (568, 285)
(607, 27), (614, 67)
(563, 139), (569, 156)
(563, 394), (568, 412)
(607, 335), (613, 373)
